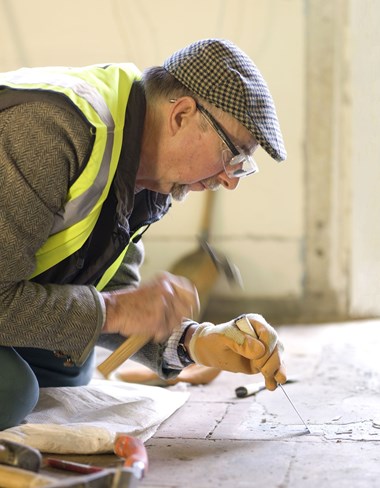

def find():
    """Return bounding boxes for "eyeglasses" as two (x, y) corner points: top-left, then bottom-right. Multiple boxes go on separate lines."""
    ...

(195, 103), (259, 179)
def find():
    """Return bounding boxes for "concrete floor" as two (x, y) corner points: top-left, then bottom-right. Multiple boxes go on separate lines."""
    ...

(41, 319), (380, 487)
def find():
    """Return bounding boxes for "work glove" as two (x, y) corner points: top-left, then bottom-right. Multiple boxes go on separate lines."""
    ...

(188, 313), (286, 390)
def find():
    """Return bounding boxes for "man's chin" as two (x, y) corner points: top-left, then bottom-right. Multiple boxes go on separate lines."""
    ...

(170, 184), (190, 202)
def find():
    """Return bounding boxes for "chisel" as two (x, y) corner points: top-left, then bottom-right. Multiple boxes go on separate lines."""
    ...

(235, 315), (310, 433)
(277, 383), (310, 433)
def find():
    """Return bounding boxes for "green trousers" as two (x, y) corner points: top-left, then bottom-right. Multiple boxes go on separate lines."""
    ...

(0, 346), (95, 430)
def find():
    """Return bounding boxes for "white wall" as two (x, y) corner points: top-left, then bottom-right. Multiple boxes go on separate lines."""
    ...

(349, 0), (380, 317)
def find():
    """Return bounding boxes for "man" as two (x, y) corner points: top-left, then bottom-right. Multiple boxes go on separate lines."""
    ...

(0, 38), (287, 430)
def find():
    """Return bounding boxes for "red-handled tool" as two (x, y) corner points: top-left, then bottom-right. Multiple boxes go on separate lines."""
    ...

(46, 434), (148, 487)
(45, 458), (103, 475)
(114, 434), (148, 476)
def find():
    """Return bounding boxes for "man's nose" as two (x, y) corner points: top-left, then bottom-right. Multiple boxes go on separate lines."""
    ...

(217, 171), (240, 190)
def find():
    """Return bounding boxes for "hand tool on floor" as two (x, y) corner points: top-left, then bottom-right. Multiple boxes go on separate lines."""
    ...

(46, 434), (148, 488)
(45, 463), (144, 487)
(235, 315), (310, 434)
(0, 439), (42, 472)
(0, 441), (53, 488)
(0, 434), (147, 488)
(0, 464), (55, 488)
(235, 378), (298, 398)
(45, 458), (104, 475)
(0, 440), (55, 487)
(235, 380), (267, 398)
(47, 467), (142, 488)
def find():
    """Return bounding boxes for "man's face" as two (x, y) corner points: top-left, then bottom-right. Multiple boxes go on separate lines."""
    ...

(171, 106), (259, 201)
(137, 98), (258, 200)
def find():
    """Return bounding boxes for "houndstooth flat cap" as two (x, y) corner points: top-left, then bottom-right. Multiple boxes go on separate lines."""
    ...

(163, 38), (286, 162)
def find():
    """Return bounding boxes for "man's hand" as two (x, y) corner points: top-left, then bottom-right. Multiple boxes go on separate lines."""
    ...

(187, 313), (286, 390)
(102, 272), (200, 343)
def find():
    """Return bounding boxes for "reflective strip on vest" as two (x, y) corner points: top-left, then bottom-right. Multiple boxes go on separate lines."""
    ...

(95, 228), (145, 292)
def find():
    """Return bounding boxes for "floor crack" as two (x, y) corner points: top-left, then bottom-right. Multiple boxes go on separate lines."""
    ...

(206, 403), (231, 439)
(277, 442), (297, 488)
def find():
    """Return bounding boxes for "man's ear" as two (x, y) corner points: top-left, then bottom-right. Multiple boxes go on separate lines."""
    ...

(169, 97), (197, 135)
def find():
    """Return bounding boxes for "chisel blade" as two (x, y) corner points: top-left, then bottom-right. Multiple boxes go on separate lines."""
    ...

(278, 384), (310, 433)
(234, 314), (310, 434)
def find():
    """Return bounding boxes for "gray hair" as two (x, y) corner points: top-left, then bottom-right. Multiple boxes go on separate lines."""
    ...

(142, 66), (194, 103)
(142, 66), (213, 133)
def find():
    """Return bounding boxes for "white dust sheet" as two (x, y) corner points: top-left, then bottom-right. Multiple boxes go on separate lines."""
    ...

(0, 378), (189, 454)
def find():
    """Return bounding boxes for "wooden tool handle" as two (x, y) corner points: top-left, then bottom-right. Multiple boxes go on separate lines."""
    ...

(235, 315), (258, 338)
(0, 465), (55, 488)
(97, 334), (150, 378)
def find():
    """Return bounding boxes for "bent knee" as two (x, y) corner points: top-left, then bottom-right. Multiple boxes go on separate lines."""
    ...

(0, 347), (39, 430)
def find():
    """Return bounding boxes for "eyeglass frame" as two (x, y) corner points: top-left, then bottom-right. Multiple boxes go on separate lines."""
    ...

(169, 98), (259, 178)
(195, 103), (259, 178)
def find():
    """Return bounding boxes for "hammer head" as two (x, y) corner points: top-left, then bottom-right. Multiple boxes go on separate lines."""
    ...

(0, 439), (42, 472)
(200, 238), (243, 288)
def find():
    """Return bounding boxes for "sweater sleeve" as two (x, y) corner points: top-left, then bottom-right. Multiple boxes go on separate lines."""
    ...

(0, 100), (104, 365)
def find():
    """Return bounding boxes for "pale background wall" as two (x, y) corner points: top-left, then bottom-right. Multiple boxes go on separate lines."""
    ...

(0, 0), (378, 324)
(350, 0), (380, 318)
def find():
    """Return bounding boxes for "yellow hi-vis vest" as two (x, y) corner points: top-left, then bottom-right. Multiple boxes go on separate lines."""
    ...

(0, 63), (142, 290)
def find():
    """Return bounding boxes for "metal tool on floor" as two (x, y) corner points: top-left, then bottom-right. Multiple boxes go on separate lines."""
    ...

(46, 463), (144, 488)
(0, 464), (56, 487)
(235, 315), (310, 434)
(0, 440), (54, 487)
(0, 439), (42, 472)
(0, 435), (148, 488)
(235, 381), (267, 398)
(45, 458), (103, 475)
(235, 378), (298, 398)
(47, 434), (148, 487)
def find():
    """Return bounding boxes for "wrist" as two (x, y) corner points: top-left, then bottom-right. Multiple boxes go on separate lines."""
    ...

(184, 324), (198, 352)
(102, 291), (119, 334)
(177, 324), (198, 366)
